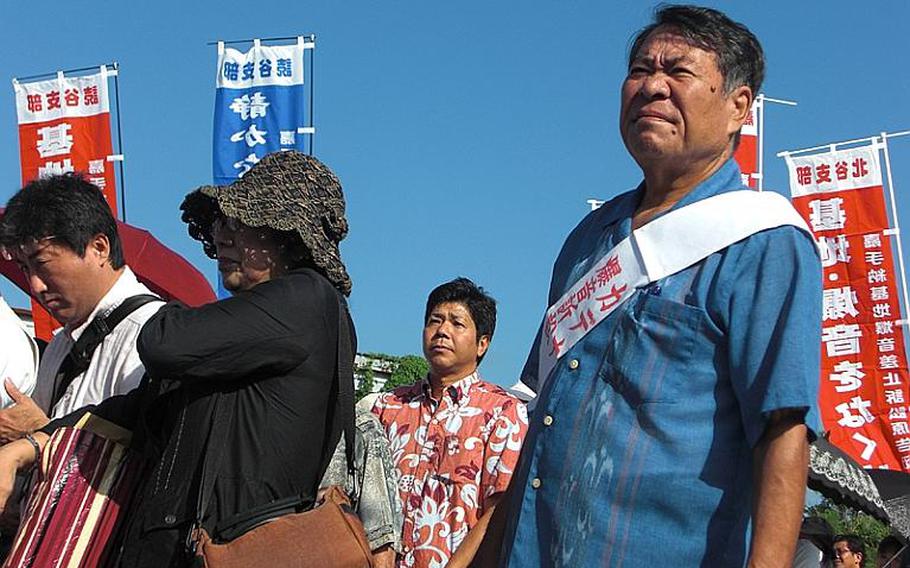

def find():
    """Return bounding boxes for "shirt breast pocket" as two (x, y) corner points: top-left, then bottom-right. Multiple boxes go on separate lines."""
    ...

(599, 291), (705, 405)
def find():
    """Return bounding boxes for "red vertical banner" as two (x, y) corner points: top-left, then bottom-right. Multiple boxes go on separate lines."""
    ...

(733, 100), (759, 188)
(788, 144), (910, 470)
(13, 68), (118, 340)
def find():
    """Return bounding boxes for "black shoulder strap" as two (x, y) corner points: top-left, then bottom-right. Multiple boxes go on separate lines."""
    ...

(337, 297), (357, 478)
(51, 293), (161, 407)
(192, 292), (357, 543)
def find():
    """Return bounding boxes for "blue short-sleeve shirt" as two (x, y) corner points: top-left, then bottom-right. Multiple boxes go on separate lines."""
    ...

(501, 160), (822, 567)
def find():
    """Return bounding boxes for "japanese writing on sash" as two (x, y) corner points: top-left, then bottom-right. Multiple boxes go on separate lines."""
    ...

(538, 190), (810, 389)
(539, 239), (641, 382)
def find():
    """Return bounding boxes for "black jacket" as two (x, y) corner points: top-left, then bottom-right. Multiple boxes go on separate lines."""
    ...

(46, 269), (353, 567)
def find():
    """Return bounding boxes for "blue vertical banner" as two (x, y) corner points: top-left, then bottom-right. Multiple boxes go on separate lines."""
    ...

(213, 37), (309, 185)
(212, 37), (311, 297)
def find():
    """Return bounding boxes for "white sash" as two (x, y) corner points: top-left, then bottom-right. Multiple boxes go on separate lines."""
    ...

(536, 190), (811, 389)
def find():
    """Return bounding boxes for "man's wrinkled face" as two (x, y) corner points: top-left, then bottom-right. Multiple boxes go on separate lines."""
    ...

(422, 302), (490, 381)
(11, 237), (108, 327)
(212, 216), (284, 293)
(620, 29), (749, 170)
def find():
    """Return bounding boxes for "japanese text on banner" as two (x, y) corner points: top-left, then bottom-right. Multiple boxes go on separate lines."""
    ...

(788, 144), (910, 470)
(13, 68), (119, 341)
(13, 69), (118, 210)
(213, 40), (307, 184)
(733, 100), (759, 188)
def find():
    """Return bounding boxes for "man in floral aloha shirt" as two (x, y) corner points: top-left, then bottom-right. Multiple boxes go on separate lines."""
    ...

(372, 277), (528, 568)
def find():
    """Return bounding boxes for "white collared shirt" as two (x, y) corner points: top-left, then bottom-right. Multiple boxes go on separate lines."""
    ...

(0, 295), (38, 408)
(33, 266), (165, 419)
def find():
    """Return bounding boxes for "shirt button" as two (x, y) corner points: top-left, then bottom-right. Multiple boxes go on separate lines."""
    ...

(542, 415), (554, 426)
(568, 359), (580, 370)
(531, 478), (542, 489)
(164, 514), (177, 525)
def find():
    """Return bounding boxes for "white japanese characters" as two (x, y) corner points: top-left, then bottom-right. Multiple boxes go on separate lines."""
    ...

(213, 39), (310, 182)
(790, 144), (910, 470)
(13, 69), (116, 200)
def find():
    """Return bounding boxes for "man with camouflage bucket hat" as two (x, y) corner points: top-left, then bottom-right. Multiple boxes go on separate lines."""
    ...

(0, 150), (363, 567)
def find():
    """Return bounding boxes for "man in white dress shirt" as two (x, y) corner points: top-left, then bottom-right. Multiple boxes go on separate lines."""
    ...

(0, 174), (163, 441)
(0, 294), (37, 409)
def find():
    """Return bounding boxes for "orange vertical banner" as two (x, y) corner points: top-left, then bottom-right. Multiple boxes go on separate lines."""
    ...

(13, 67), (118, 340)
(733, 100), (758, 188)
(788, 144), (910, 470)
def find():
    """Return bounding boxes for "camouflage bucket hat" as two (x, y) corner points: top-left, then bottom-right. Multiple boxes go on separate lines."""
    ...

(180, 150), (352, 295)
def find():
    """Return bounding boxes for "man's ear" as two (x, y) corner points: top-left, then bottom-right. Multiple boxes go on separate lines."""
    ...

(87, 233), (112, 267)
(476, 335), (491, 360)
(726, 84), (753, 138)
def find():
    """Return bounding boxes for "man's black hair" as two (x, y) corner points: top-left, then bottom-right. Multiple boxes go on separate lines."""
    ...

(0, 173), (124, 268)
(879, 535), (905, 558)
(628, 5), (765, 96)
(800, 515), (833, 552)
(425, 277), (497, 361)
(834, 534), (866, 559)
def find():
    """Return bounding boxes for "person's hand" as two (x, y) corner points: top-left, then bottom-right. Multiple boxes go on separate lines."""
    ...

(0, 433), (47, 513)
(0, 379), (50, 444)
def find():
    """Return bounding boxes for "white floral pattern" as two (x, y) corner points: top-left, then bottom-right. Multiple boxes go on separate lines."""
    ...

(372, 373), (528, 567)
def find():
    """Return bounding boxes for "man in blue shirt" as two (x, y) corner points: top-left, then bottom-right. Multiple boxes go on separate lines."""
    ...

(486, 5), (822, 567)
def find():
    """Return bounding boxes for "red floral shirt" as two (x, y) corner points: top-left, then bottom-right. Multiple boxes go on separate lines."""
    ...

(372, 372), (528, 568)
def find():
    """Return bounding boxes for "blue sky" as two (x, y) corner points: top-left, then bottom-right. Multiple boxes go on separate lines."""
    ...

(0, 1), (907, 386)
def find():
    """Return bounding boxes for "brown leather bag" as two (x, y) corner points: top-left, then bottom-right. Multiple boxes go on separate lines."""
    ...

(192, 486), (373, 568)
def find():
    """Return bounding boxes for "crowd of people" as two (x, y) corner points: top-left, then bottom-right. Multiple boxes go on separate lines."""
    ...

(0, 3), (901, 567)
(792, 517), (909, 568)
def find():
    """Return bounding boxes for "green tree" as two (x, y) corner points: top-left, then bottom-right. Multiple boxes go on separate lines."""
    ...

(355, 367), (375, 401)
(807, 498), (890, 567)
(385, 355), (429, 391)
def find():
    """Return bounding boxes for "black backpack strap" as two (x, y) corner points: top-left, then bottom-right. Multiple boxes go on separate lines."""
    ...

(51, 294), (161, 407)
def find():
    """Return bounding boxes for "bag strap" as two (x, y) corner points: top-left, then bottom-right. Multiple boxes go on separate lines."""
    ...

(51, 294), (160, 407)
(189, 291), (357, 550)
(189, 388), (234, 551)
(337, 297), (357, 480)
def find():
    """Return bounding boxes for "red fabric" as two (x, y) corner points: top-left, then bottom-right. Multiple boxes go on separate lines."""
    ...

(4, 427), (146, 568)
(17, 115), (118, 210)
(733, 102), (758, 188)
(733, 132), (757, 188)
(789, 146), (910, 470)
(372, 373), (528, 567)
(17, 93), (118, 340)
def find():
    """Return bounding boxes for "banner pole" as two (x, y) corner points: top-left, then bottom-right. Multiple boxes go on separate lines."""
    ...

(780, 135), (880, 158)
(881, 132), (910, 326)
(15, 63), (120, 83)
(309, 34), (315, 155)
(112, 62), (127, 222)
(761, 96), (798, 106)
(207, 35), (307, 46)
(757, 94), (765, 192)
